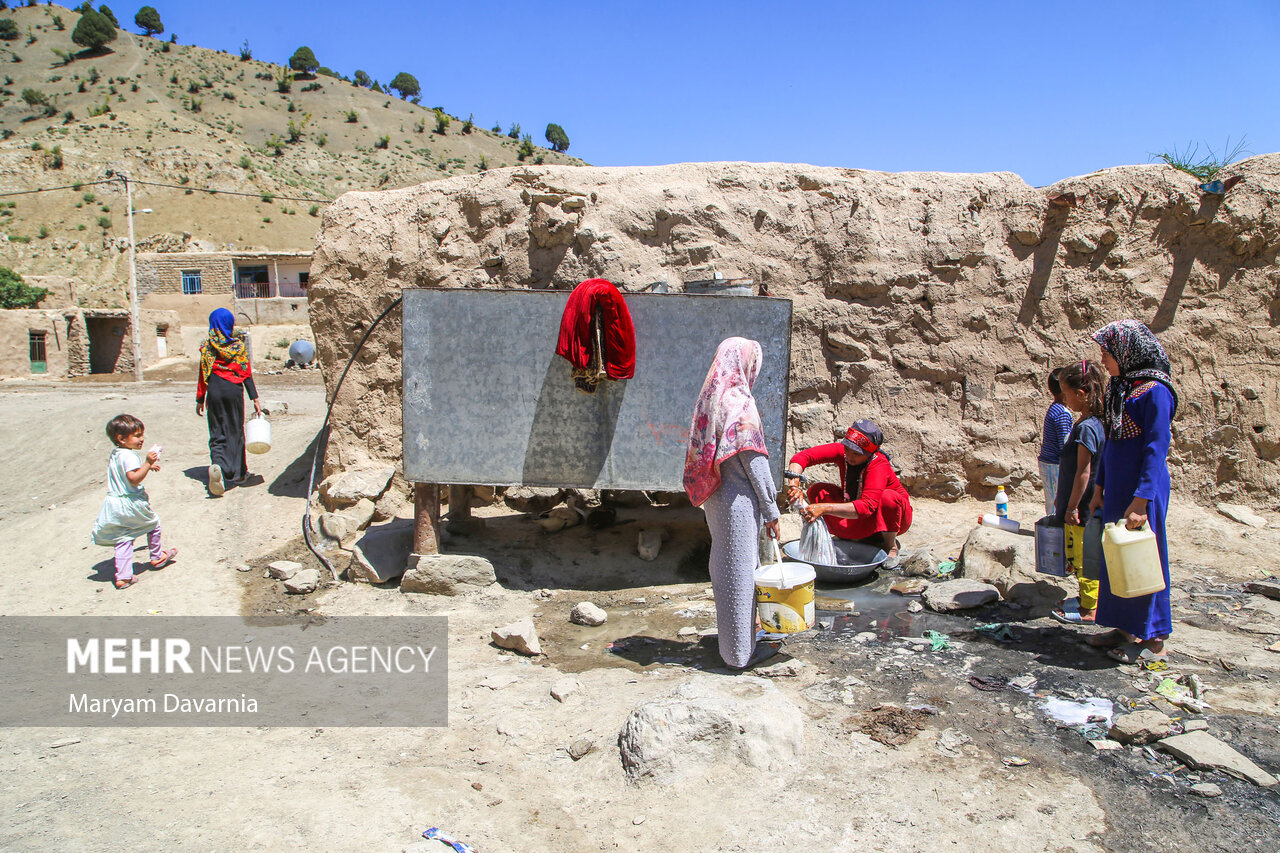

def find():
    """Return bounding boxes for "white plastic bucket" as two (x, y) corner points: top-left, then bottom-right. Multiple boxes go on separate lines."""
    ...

(754, 541), (816, 634)
(245, 415), (272, 455)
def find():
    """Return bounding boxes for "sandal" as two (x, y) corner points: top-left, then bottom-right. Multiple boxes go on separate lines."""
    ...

(1107, 642), (1168, 665)
(742, 640), (782, 669)
(1051, 599), (1096, 624)
(151, 547), (178, 569)
(1086, 629), (1127, 649)
(113, 577), (139, 590)
(208, 464), (225, 496)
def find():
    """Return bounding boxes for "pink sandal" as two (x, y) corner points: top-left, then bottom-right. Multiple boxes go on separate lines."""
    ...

(114, 577), (140, 590)
(151, 548), (178, 569)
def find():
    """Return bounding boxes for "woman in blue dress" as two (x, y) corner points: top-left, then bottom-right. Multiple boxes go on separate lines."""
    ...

(1086, 320), (1178, 664)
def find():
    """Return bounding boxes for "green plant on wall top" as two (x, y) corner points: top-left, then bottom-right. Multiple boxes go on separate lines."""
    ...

(1154, 138), (1251, 182)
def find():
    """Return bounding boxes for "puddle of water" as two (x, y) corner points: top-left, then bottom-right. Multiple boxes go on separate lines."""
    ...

(538, 600), (723, 674)
(815, 584), (969, 640)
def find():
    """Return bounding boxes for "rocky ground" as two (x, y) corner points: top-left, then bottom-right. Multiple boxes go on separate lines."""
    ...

(1, 376), (1278, 852)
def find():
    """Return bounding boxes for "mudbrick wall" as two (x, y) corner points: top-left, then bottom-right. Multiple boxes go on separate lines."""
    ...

(309, 158), (1280, 505)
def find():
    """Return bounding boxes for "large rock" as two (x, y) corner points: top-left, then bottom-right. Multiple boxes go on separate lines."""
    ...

(319, 498), (377, 547)
(570, 602), (608, 626)
(1243, 579), (1280, 601)
(1109, 710), (1173, 745)
(491, 618), (542, 656)
(400, 554), (497, 595)
(922, 578), (1000, 612)
(322, 467), (395, 509)
(959, 525), (1071, 610)
(618, 677), (803, 784)
(503, 486), (567, 514)
(283, 569), (321, 594)
(1217, 503), (1267, 528)
(1158, 731), (1277, 787)
(347, 518), (414, 584)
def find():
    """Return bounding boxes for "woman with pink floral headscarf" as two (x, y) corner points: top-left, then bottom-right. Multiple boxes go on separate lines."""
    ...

(683, 337), (780, 669)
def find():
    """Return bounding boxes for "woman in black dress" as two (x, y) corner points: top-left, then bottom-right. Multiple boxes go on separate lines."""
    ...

(195, 308), (262, 495)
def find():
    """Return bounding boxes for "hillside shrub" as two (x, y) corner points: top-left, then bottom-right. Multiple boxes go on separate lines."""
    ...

(308, 204), (319, 216)
(275, 67), (292, 93)
(353, 69), (370, 88)
(433, 108), (449, 135)
(507, 122), (520, 140)
(373, 134), (389, 149)
(344, 109), (357, 123)
(51, 14), (63, 30)
(288, 46), (318, 76)
(389, 71), (419, 99)
(462, 114), (473, 134)
(20, 87), (47, 108)
(96, 215), (111, 230)
(517, 134), (534, 161)
(238, 39), (250, 61)
(72, 9), (117, 52)
(0, 267), (48, 308)
(134, 5), (161, 36)
(545, 122), (569, 153)
(0, 13), (15, 34)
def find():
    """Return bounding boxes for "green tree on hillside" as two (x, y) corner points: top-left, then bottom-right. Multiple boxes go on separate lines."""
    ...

(352, 69), (371, 88)
(0, 267), (48, 309)
(288, 46), (319, 76)
(72, 8), (118, 52)
(134, 5), (162, 36)
(0, 19), (18, 40)
(98, 5), (118, 26)
(388, 71), (419, 99)
(545, 123), (570, 153)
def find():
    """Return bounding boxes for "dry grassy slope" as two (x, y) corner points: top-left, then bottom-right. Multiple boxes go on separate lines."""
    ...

(0, 4), (584, 306)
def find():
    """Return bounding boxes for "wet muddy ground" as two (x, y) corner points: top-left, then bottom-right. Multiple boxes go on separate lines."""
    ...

(231, 494), (1280, 851)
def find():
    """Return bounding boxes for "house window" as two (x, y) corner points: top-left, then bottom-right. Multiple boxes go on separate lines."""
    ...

(298, 272), (310, 288)
(235, 265), (270, 298)
(181, 270), (202, 294)
(29, 331), (47, 374)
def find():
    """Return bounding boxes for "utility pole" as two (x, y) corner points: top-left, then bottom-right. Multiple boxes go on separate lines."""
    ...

(122, 171), (143, 382)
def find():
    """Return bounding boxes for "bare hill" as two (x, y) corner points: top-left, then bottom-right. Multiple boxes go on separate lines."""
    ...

(0, 4), (583, 305)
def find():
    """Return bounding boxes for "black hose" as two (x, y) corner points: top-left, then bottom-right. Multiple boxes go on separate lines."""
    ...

(303, 296), (404, 582)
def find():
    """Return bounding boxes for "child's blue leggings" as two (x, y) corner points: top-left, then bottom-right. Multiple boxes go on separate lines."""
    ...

(115, 525), (164, 582)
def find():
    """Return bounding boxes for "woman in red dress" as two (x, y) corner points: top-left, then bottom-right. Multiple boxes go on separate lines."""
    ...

(784, 419), (913, 559)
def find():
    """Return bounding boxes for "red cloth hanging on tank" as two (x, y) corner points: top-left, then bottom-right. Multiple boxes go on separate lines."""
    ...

(555, 278), (636, 380)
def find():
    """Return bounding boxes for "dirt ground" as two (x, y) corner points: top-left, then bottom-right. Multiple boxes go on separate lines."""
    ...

(1, 376), (1278, 852)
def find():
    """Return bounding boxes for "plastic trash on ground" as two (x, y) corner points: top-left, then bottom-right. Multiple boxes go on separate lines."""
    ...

(423, 827), (478, 853)
(923, 630), (950, 652)
(1039, 696), (1114, 728)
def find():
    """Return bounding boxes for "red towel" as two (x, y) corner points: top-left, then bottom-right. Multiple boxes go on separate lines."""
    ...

(555, 278), (636, 380)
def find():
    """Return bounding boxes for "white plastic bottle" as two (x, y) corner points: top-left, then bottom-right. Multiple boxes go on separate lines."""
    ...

(979, 513), (1020, 533)
(995, 486), (1009, 518)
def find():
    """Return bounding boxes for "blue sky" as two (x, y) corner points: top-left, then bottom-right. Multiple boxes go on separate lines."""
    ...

(158, 0), (1277, 187)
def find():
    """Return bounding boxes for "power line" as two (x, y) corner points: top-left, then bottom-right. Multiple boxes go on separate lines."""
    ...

(0, 177), (335, 204)
(128, 177), (334, 204)
(0, 178), (115, 199)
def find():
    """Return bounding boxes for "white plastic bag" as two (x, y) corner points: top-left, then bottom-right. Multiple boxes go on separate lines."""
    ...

(798, 512), (837, 565)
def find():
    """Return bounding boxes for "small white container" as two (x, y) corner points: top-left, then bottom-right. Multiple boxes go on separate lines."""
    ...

(979, 513), (1020, 533)
(245, 415), (272, 455)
